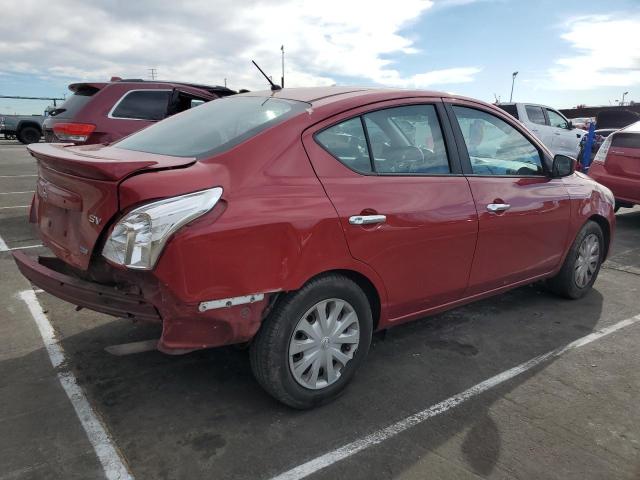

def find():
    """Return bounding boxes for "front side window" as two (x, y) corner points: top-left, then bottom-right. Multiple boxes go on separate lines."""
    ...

(116, 96), (306, 158)
(111, 90), (172, 121)
(525, 105), (546, 125)
(546, 109), (568, 129)
(453, 106), (544, 176)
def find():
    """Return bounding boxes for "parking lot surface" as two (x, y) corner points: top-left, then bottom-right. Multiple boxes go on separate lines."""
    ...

(1, 139), (639, 479)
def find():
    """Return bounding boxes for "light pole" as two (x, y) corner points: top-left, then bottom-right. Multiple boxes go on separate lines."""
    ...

(509, 71), (518, 102)
(281, 45), (285, 88)
(621, 91), (629, 106)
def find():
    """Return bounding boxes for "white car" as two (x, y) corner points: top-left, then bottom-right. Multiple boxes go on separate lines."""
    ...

(497, 102), (586, 157)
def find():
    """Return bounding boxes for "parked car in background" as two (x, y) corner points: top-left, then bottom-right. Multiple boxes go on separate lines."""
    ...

(588, 121), (640, 210)
(0, 114), (44, 144)
(568, 116), (594, 130)
(15, 88), (615, 408)
(43, 78), (236, 145)
(497, 102), (586, 157)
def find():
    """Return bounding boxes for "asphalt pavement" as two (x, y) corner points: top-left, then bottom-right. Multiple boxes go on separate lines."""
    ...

(1, 139), (639, 480)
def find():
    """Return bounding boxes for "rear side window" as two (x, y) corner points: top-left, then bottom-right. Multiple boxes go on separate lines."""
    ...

(315, 118), (372, 174)
(525, 105), (546, 125)
(611, 133), (640, 149)
(111, 90), (171, 120)
(498, 104), (519, 119)
(48, 88), (98, 119)
(116, 96), (306, 158)
(316, 104), (450, 175)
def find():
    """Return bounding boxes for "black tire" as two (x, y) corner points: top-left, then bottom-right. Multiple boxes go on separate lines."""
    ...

(546, 221), (604, 299)
(17, 126), (41, 144)
(250, 274), (373, 409)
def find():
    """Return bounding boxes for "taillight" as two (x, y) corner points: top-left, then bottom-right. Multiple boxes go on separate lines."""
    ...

(592, 135), (613, 164)
(52, 122), (96, 142)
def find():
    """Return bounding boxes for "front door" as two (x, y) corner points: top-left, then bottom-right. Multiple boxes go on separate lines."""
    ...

(447, 101), (572, 295)
(546, 107), (581, 157)
(303, 100), (478, 322)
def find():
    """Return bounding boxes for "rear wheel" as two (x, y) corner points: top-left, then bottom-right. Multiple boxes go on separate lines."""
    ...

(250, 274), (373, 409)
(17, 126), (41, 144)
(546, 221), (604, 299)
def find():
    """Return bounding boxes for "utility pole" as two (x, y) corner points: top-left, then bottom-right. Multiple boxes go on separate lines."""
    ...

(224, 78), (227, 88)
(148, 68), (157, 80)
(509, 71), (518, 102)
(621, 91), (629, 106)
(281, 45), (285, 88)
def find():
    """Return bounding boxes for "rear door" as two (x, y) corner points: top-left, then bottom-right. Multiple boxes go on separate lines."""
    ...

(108, 89), (172, 139)
(445, 100), (572, 295)
(303, 99), (478, 322)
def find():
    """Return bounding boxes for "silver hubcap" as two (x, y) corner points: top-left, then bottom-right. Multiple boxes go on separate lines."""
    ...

(288, 298), (360, 390)
(574, 233), (600, 288)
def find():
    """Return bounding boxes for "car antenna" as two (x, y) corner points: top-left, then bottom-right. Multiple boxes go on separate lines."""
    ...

(252, 60), (282, 91)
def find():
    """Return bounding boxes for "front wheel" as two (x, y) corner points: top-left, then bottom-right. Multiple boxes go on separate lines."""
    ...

(17, 126), (41, 144)
(546, 220), (604, 299)
(250, 274), (373, 409)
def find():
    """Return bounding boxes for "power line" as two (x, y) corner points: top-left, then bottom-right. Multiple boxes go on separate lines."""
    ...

(148, 68), (158, 80)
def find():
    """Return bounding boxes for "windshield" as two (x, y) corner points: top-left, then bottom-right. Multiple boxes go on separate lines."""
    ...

(115, 96), (308, 158)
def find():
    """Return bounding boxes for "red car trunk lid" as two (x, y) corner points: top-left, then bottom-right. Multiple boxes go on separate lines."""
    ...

(28, 143), (196, 270)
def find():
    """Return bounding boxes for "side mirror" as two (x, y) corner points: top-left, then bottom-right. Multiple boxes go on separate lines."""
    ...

(551, 154), (576, 178)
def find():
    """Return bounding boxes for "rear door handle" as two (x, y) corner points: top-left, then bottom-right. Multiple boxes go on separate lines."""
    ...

(486, 203), (511, 213)
(349, 215), (386, 225)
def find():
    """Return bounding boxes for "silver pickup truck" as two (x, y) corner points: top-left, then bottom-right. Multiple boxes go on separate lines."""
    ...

(0, 114), (44, 144)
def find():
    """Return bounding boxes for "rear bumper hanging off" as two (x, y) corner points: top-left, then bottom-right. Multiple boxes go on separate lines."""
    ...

(12, 251), (161, 322)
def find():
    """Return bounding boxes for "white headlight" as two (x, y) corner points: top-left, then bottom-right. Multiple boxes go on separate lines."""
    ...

(102, 187), (223, 270)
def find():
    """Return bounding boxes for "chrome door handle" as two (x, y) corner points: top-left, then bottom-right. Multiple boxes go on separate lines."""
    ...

(486, 203), (511, 213)
(349, 215), (386, 225)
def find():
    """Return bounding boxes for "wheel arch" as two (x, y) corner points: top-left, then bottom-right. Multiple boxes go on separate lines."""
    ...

(588, 214), (611, 259)
(292, 269), (383, 331)
(17, 120), (43, 134)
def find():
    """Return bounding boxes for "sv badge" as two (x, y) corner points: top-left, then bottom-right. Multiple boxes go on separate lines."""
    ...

(88, 214), (102, 226)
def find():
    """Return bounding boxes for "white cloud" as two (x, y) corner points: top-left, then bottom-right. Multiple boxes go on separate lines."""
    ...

(548, 14), (640, 90)
(0, 0), (481, 91)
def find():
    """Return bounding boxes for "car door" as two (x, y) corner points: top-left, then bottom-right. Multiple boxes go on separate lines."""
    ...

(445, 100), (572, 295)
(545, 107), (582, 157)
(522, 104), (555, 150)
(303, 100), (478, 322)
(108, 89), (173, 140)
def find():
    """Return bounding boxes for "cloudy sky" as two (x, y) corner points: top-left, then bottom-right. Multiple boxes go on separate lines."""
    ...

(1, 0), (639, 114)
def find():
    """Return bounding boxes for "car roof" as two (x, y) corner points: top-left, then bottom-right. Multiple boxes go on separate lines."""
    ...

(621, 120), (640, 134)
(241, 86), (458, 104)
(68, 80), (236, 96)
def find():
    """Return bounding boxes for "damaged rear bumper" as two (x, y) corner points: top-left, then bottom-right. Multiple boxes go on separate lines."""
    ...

(12, 251), (274, 353)
(13, 251), (161, 321)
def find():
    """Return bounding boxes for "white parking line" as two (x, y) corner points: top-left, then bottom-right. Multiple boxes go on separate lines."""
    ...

(0, 234), (43, 252)
(0, 174), (37, 178)
(270, 314), (640, 480)
(0, 205), (29, 209)
(0, 190), (34, 195)
(18, 290), (134, 480)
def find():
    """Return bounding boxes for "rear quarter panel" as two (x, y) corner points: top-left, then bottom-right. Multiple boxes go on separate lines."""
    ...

(138, 124), (388, 319)
(561, 172), (615, 259)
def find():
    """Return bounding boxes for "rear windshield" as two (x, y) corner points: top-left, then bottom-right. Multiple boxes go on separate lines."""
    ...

(497, 104), (519, 120)
(115, 96), (307, 158)
(611, 133), (640, 149)
(49, 88), (99, 119)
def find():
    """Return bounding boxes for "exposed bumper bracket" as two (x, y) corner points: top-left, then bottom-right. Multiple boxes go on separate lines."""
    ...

(198, 293), (266, 312)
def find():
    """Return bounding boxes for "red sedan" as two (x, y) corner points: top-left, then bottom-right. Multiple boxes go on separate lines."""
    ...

(588, 121), (640, 210)
(14, 87), (615, 408)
